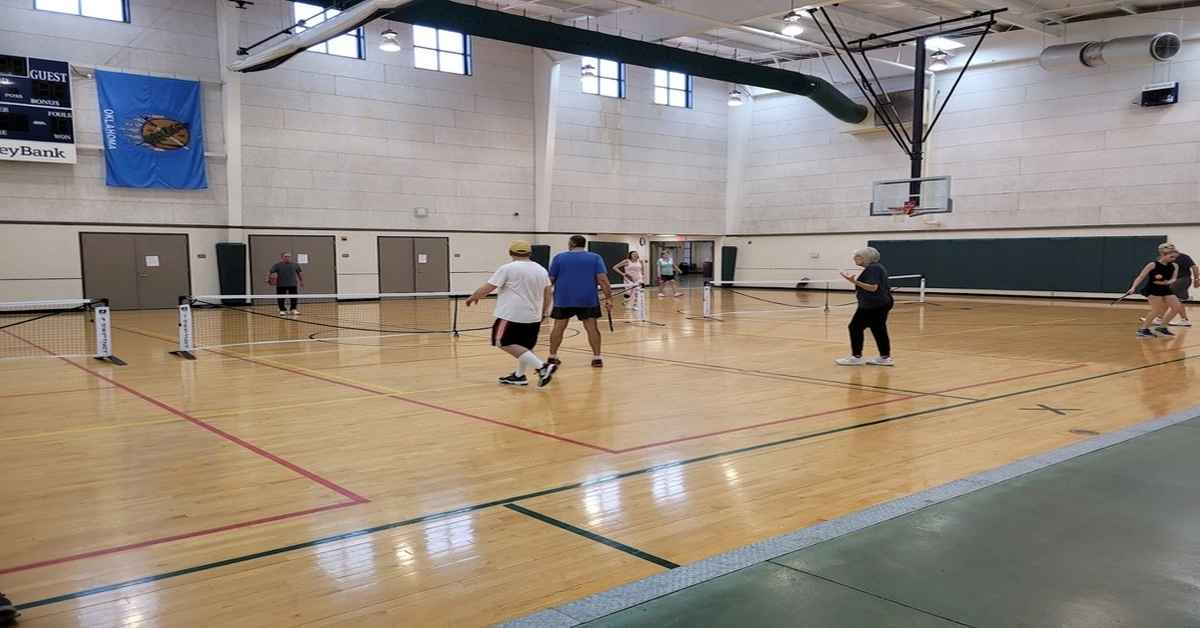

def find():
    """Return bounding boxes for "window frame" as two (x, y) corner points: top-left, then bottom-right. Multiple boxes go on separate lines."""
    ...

(34, 0), (130, 23)
(291, 1), (366, 60)
(654, 69), (694, 109)
(580, 56), (625, 99)
(412, 25), (472, 76)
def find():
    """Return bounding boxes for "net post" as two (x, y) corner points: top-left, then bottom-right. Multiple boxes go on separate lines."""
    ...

(702, 282), (712, 318)
(452, 296), (460, 337)
(171, 296), (197, 360)
(91, 299), (124, 365)
(824, 282), (831, 312)
(920, 276), (927, 304)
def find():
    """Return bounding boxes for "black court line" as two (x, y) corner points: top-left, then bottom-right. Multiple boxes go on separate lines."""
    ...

(769, 562), (976, 628)
(504, 504), (680, 570)
(16, 352), (1199, 611)
(564, 346), (980, 401)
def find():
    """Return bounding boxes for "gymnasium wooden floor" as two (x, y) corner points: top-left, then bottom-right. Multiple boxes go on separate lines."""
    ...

(3, 288), (1199, 626)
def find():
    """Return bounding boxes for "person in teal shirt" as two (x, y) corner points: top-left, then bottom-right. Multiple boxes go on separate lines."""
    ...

(657, 250), (683, 298)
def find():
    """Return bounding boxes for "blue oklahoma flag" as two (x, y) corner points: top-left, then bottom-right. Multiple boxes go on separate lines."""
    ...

(96, 70), (207, 189)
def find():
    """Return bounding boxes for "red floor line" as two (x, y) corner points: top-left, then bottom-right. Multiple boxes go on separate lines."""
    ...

(5, 331), (370, 504)
(611, 364), (1089, 453)
(0, 501), (357, 576)
(211, 348), (619, 454)
(111, 326), (616, 454)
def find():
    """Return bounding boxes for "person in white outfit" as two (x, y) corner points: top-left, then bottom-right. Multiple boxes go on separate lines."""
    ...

(466, 241), (557, 387)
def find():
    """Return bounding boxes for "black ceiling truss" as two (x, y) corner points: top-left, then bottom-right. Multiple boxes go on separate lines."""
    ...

(808, 7), (1003, 186)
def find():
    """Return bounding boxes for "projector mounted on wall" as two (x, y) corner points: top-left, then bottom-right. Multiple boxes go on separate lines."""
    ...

(1140, 82), (1180, 107)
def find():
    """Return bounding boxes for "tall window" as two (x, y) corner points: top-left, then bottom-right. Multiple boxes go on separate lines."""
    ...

(35, 0), (128, 21)
(293, 2), (364, 59)
(581, 57), (624, 98)
(654, 69), (693, 108)
(413, 25), (471, 75)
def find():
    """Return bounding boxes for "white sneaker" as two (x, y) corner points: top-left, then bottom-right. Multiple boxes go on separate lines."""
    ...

(1140, 317), (1163, 325)
(1169, 319), (1192, 327)
(291, 309), (301, 315)
(835, 356), (865, 366)
(279, 310), (287, 316)
(866, 356), (895, 366)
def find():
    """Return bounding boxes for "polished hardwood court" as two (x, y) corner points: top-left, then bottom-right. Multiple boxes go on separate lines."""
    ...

(3, 289), (1198, 626)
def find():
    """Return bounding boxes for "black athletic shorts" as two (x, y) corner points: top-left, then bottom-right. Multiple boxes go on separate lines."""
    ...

(1172, 279), (1190, 300)
(491, 319), (541, 350)
(660, 274), (675, 282)
(551, 306), (602, 321)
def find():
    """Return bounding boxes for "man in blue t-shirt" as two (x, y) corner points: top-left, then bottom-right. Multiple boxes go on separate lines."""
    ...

(547, 235), (613, 368)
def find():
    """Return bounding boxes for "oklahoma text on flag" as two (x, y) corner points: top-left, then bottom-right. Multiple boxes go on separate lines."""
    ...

(96, 70), (207, 189)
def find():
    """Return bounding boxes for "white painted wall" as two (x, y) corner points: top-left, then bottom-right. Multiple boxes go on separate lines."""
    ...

(7, 2), (1200, 302)
(735, 8), (1200, 235)
(0, 0), (228, 225)
(551, 59), (728, 235)
(237, 0), (536, 232)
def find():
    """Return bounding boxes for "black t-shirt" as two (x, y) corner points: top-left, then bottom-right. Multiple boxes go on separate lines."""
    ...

(1177, 253), (1195, 275)
(856, 263), (893, 310)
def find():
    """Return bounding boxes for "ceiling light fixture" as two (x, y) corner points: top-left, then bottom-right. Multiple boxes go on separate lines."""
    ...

(781, 9), (805, 37)
(581, 62), (598, 78)
(728, 88), (745, 107)
(379, 29), (402, 52)
(929, 50), (950, 71)
(925, 36), (965, 52)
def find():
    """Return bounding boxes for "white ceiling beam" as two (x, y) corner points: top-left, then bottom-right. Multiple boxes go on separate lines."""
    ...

(609, 0), (840, 54)
(927, 0), (1064, 37)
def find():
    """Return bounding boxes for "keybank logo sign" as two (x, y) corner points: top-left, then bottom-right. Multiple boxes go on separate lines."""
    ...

(0, 139), (75, 163)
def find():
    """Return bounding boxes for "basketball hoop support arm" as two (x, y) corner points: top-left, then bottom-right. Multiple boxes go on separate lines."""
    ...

(809, 8), (1002, 195)
(910, 37), (927, 199)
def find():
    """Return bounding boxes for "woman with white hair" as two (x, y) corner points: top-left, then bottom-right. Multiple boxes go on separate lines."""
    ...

(835, 247), (895, 366)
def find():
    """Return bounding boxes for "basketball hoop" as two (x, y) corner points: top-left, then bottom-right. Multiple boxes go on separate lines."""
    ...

(887, 200), (919, 216)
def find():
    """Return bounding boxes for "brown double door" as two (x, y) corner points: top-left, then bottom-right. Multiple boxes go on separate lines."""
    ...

(80, 233), (191, 309)
(248, 235), (337, 295)
(378, 237), (449, 293)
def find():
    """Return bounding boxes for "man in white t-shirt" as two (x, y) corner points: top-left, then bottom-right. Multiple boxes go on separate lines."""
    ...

(466, 241), (557, 387)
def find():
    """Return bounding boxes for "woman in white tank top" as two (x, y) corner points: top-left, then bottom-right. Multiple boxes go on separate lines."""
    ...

(613, 251), (645, 308)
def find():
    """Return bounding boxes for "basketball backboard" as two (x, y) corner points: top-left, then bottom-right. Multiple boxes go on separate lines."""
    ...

(870, 176), (953, 217)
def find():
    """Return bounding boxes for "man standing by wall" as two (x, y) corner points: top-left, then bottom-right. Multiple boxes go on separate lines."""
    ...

(547, 235), (613, 368)
(267, 252), (303, 316)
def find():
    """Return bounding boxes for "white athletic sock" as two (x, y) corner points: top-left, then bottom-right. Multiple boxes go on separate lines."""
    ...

(517, 351), (544, 376)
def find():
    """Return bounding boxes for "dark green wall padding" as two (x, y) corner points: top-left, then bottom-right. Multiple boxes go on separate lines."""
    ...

(291, 0), (869, 123)
(869, 236), (1168, 294)
(588, 241), (631, 285)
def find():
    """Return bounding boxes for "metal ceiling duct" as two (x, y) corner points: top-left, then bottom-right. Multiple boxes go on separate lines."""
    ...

(230, 0), (869, 124)
(1039, 33), (1183, 72)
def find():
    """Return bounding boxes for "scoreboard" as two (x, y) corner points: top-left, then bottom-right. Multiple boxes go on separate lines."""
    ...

(0, 54), (76, 164)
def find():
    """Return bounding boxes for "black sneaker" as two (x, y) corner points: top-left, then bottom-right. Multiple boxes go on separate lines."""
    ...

(537, 362), (558, 387)
(0, 593), (18, 627)
(1136, 328), (1155, 338)
(546, 357), (562, 366)
(498, 373), (528, 386)
(1156, 327), (1175, 337)
(591, 358), (604, 368)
